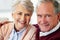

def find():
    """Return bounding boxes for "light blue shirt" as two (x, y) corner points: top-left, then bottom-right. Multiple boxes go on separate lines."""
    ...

(8, 27), (26, 40)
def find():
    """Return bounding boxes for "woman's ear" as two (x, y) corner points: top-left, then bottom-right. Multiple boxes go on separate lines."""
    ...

(12, 13), (14, 18)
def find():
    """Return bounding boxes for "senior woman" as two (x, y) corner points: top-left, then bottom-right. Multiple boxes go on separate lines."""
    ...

(0, 0), (36, 40)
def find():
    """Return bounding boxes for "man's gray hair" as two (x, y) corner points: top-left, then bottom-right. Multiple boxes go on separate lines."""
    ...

(12, 0), (34, 13)
(36, 0), (60, 14)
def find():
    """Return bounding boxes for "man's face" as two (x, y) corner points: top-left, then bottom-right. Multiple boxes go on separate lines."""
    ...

(12, 4), (32, 30)
(37, 2), (59, 32)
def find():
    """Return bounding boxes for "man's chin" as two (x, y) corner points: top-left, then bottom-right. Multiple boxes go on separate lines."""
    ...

(40, 26), (51, 32)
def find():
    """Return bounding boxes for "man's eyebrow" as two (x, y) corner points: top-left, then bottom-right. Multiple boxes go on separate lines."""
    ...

(25, 13), (30, 16)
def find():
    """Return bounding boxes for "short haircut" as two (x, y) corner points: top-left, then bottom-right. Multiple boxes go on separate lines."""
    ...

(36, 0), (60, 14)
(12, 0), (34, 13)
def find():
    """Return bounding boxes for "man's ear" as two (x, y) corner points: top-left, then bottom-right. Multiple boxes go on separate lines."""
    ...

(57, 12), (60, 21)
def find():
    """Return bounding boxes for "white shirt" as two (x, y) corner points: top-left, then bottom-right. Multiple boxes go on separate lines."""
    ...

(8, 27), (26, 40)
(40, 22), (60, 37)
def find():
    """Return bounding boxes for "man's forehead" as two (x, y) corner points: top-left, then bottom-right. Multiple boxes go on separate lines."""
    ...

(37, 2), (55, 13)
(38, 2), (54, 9)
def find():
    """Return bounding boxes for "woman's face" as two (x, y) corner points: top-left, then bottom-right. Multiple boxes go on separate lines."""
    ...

(12, 4), (32, 30)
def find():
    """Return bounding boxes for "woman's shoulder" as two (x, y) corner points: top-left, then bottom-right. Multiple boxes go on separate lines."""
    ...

(0, 22), (14, 32)
(28, 24), (37, 30)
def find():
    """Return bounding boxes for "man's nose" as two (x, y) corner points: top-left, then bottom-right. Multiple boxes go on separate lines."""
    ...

(41, 17), (47, 24)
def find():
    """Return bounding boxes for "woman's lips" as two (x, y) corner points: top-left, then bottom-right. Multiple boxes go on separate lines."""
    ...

(18, 20), (25, 24)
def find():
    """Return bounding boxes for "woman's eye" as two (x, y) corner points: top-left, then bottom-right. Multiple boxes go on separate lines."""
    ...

(18, 12), (22, 15)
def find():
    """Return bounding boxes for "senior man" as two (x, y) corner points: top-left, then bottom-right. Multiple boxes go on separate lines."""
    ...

(36, 0), (60, 40)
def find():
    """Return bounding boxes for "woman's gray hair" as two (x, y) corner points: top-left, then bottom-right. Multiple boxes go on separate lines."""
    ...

(12, 0), (34, 13)
(36, 0), (60, 14)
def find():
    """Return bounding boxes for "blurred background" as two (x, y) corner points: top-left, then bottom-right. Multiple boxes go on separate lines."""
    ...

(0, 0), (60, 24)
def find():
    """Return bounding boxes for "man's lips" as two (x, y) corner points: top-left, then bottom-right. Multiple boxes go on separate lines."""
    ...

(41, 23), (50, 26)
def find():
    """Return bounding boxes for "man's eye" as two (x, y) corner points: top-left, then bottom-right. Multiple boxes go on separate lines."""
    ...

(46, 15), (51, 17)
(37, 15), (42, 17)
(25, 14), (30, 16)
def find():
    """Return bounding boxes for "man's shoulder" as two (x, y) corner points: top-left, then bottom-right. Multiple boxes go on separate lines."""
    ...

(33, 24), (39, 28)
(48, 28), (60, 40)
(53, 27), (60, 36)
(46, 28), (60, 40)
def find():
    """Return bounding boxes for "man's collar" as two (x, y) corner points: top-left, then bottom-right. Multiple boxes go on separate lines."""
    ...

(40, 22), (60, 37)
